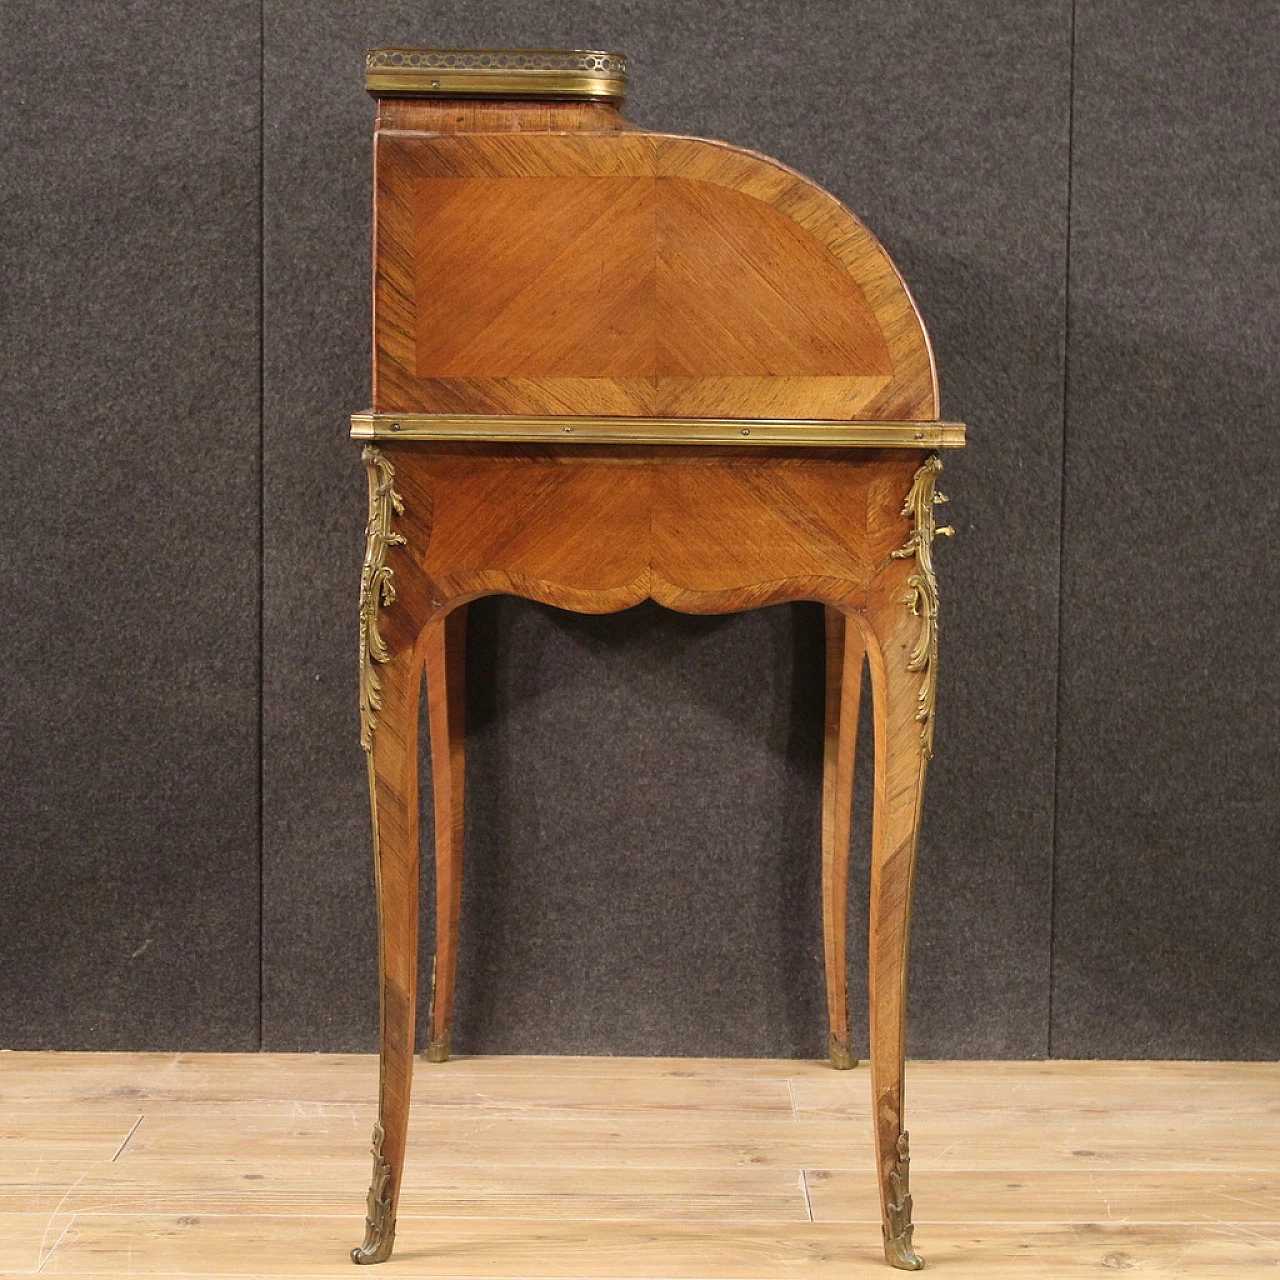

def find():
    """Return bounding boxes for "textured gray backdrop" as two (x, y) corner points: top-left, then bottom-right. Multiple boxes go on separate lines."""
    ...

(2, 1), (1275, 1059)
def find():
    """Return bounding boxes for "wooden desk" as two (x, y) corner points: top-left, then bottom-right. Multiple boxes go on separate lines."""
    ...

(350, 48), (964, 1273)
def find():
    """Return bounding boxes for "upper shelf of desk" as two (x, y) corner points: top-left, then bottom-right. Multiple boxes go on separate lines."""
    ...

(362, 49), (963, 448)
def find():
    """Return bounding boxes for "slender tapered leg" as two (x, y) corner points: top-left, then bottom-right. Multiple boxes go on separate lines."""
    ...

(352, 643), (423, 1263)
(864, 454), (950, 1271)
(424, 605), (467, 1063)
(822, 606), (865, 1071)
(352, 443), (422, 1265)
(866, 616), (927, 1271)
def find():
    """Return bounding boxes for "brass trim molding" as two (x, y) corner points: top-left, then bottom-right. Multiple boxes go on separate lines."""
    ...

(884, 1131), (923, 1270)
(351, 413), (966, 450)
(891, 454), (954, 759)
(358, 446), (407, 753)
(366, 47), (627, 101)
(351, 1120), (395, 1264)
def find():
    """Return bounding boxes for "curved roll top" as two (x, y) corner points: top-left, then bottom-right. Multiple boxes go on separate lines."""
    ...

(369, 50), (949, 437)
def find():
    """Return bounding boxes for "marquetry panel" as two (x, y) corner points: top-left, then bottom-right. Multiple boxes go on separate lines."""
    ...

(388, 447), (919, 616)
(374, 133), (935, 422)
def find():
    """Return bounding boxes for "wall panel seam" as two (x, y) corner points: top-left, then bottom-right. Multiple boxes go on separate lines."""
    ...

(256, 0), (267, 1053)
(1047, 0), (1080, 1060)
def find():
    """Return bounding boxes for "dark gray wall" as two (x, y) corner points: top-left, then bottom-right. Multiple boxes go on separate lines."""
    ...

(2, 2), (262, 1048)
(1051, 1), (1280, 1057)
(3, 1), (1275, 1059)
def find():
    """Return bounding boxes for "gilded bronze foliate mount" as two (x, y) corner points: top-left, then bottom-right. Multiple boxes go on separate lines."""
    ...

(351, 1120), (394, 1264)
(358, 445), (407, 753)
(891, 454), (954, 759)
(884, 1130), (923, 1270)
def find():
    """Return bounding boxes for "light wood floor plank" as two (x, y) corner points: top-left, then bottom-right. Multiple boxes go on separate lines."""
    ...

(113, 1109), (1280, 1172)
(0, 1053), (815, 1105)
(0, 1163), (100, 1213)
(0, 1114), (140, 1162)
(805, 1168), (1280, 1223)
(15, 1165), (1276, 1229)
(0, 1211), (78, 1272)
(0, 1052), (376, 1105)
(794, 1064), (1280, 1118)
(43, 1163), (810, 1222)
(0, 1063), (792, 1120)
(4, 1053), (1275, 1098)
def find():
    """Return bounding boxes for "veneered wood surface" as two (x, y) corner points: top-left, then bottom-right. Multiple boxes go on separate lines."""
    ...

(385, 445), (917, 615)
(822, 608), (865, 1070)
(424, 607), (466, 1062)
(373, 111), (936, 422)
(411, 176), (891, 379)
(864, 548), (933, 1260)
(362, 640), (422, 1242)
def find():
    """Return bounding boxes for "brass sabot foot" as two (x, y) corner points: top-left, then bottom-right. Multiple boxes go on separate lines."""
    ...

(351, 1227), (395, 1265)
(425, 1028), (451, 1063)
(884, 1130), (921, 1268)
(828, 1034), (858, 1070)
(884, 1233), (924, 1270)
(353, 1121), (394, 1263)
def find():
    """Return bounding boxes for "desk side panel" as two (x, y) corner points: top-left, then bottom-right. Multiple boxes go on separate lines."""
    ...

(372, 131), (936, 422)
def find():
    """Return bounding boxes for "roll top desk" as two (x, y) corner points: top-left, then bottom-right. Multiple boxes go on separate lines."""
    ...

(351, 47), (964, 1272)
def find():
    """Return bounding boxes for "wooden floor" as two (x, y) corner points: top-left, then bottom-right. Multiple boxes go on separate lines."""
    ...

(0, 1054), (1276, 1278)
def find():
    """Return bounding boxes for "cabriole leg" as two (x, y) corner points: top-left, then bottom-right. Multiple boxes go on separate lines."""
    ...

(822, 606), (865, 1071)
(352, 443), (420, 1265)
(864, 450), (950, 1270)
(866, 613), (929, 1271)
(353, 644), (423, 1264)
